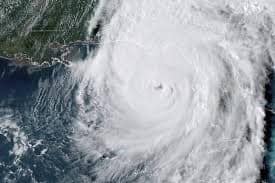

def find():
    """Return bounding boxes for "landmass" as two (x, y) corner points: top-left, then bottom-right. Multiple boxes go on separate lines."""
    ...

(0, 0), (101, 64)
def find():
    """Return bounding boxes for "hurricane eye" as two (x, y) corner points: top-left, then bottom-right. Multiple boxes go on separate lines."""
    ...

(154, 83), (163, 90)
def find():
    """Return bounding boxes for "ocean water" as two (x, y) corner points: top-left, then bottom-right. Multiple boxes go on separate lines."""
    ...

(0, 60), (77, 182)
(1, 0), (275, 183)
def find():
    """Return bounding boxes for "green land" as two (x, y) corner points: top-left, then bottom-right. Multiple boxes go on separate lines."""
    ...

(0, 0), (100, 63)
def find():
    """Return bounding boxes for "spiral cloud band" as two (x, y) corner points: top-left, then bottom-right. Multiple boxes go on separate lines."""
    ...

(72, 0), (275, 182)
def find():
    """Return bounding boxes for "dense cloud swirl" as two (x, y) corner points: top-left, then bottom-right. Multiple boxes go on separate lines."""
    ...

(72, 0), (275, 182)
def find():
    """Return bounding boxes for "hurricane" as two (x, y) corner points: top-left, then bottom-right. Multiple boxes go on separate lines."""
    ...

(70, 0), (275, 182)
(1, 0), (275, 182)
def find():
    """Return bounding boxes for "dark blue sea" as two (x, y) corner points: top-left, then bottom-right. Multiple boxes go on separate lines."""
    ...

(0, 58), (95, 182)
